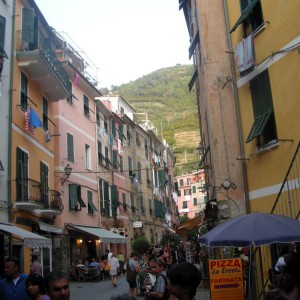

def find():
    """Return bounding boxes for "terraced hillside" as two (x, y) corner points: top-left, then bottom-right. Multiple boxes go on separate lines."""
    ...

(113, 65), (200, 175)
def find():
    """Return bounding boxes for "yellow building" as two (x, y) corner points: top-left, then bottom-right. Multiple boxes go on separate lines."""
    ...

(8, 0), (70, 273)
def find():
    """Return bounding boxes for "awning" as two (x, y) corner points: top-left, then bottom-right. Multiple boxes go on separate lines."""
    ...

(0, 222), (52, 248)
(175, 215), (205, 235)
(38, 222), (65, 234)
(65, 224), (127, 244)
(230, 0), (259, 33)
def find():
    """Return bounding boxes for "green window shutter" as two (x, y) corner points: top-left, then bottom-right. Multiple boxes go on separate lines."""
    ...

(40, 161), (49, 205)
(0, 16), (6, 51)
(111, 185), (119, 217)
(137, 162), (142, 181)
(247, 70), (274, 143)
(193, 198), (197, 205)
(119, 125), (123, 141)
(174, 181), (179, 192)
(204, 195), (208, 203)
(69, 184), (77, 210)
(166, 197), (170, 207)
(67, 133), (74, 162)
(16, 147), (28, 202)
(112, 150), (118, 166)
(158, 169), (164, 188)
(112, 121), (116, 137)
(87, 190), (93, 214)
(103, 181), (110, 215)
(193, 186), (196, 193)
(22, 8), (35, 44)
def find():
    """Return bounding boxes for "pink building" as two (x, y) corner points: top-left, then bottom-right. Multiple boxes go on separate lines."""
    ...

(175, 170), (206, 219)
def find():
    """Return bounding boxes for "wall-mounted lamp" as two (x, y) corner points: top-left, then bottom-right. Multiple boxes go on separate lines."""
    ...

(96, 239), (101, 244)
(61, 164), (72, 184)
(77, 239), (83, 244)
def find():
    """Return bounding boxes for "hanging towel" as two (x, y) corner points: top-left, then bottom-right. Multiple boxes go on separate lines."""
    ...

(243, 33), (255, 71)
(235, 40), (245, 72)
(29, 107), (42, 128)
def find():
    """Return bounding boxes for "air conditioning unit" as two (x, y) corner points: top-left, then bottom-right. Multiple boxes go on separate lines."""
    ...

(110, 227), (118, 234)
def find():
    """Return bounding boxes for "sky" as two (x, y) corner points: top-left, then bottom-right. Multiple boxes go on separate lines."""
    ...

(34, 0), (192, 89)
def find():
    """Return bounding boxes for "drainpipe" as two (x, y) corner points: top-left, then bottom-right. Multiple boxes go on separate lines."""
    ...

(223, 0), (250, 214)
(7, 0), (17, 222)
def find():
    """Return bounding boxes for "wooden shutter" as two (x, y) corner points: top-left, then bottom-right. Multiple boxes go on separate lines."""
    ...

(111, 185), (119, 217)
(69, 184), (77, 210)
(67, 133), (74, 162)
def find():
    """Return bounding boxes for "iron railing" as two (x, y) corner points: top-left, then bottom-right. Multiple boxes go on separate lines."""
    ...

(16, 29), (70, 93)
(16, 178), (43, 204)
(49, 190), (64, 211)
(252, 142), (300, 299)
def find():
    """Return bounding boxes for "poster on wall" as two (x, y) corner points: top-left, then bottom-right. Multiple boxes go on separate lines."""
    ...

(209, 258), (244, 300)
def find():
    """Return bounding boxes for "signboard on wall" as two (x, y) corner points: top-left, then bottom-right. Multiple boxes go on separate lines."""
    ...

(133, 221), (142, 228)
(209, 258), (244, 300)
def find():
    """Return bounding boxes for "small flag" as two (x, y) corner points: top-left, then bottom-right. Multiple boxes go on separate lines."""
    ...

(25, 107), (35, 135)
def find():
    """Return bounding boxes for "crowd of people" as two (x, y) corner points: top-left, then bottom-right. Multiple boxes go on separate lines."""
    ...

(0, 243), (204, 300)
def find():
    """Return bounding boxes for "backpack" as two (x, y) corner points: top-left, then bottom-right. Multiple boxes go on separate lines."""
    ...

(126, 261), (137, 283)
(156, 274), (169, 300)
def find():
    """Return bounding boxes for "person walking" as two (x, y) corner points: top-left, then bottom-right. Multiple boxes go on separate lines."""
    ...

(26, 274), (50, 300)
(145, 258), (168, 300)
(0, 256), (29, 300)
(117, 252), (125, 275)
(30, 255), (43, 276)
(126, 252), (140, 297)
(44, 271), (70, 300)
(109, 253), (120, 287)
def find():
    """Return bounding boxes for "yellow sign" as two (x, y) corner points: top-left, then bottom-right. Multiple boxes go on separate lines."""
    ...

(209, 258), (244, 300)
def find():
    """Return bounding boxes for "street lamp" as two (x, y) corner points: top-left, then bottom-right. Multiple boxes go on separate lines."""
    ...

(61, 164), (72, 184)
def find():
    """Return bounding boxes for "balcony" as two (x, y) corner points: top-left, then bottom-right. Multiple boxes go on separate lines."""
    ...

(16, 30), (71, 101)
(14, 178), (43, 211)
(13, 178), (63, 215)
(38, 190), (64, 216)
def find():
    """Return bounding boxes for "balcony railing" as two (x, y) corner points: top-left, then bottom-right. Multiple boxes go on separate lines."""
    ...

(271, 141), (300, 218)
(16, 29), (70, 94)
(16, 178), (43, 204)
(49, 190), (64, 211)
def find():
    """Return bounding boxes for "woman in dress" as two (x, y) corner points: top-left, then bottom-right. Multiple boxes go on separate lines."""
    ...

(109, 253), (120, 287)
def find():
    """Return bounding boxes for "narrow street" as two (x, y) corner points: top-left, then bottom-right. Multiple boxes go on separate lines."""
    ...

(69, 275), (211, 299)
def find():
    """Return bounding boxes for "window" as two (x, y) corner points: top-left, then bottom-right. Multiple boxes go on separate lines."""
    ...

(146, 169), (151, 186)
(127, 127), (131, 146)
(83, 95), (89, 118)
(122, 193), (127, 211)
(230, 0), (263, 34)
(149, 199), (152, 216)
(87, 190), (95, 215)
(136, 132), (141, 147)
(66, 81), (73, 104)
(184, 189), (191, 196)
(118, 125), (123, 141)
(137, 162), (142, 182)
(85, 144), (91, 170)
(178, 190), (181, 197)
(97, 141), (103, 164)
(119, 156), (123, 172)
(104, 118), (108, 134)
(130, 192), (135, 214)
(69, 184), (86, 211)
(20, 72), (28, 110)
(246, 70), (277, 148)
(193, 198), (197, 206)
(40, 161), (49, 204)
(112, 150), (118, 169)
(128, 156), (133, 176)
(192, 186), (196, 193)
(179, 179), (184, 187)
(67, 133), (74, 162)
(120, 106), (124, 114)
(96, 107), (100, 126)
(16, 147), (28, 202)
(187, 178), (191, 185)
(182, 201), (188, 209)
(42, 96), (48, 131)
(0, 16), (8, 60)
(144, 140), (149, 159)
(111, 121), (116, 137)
